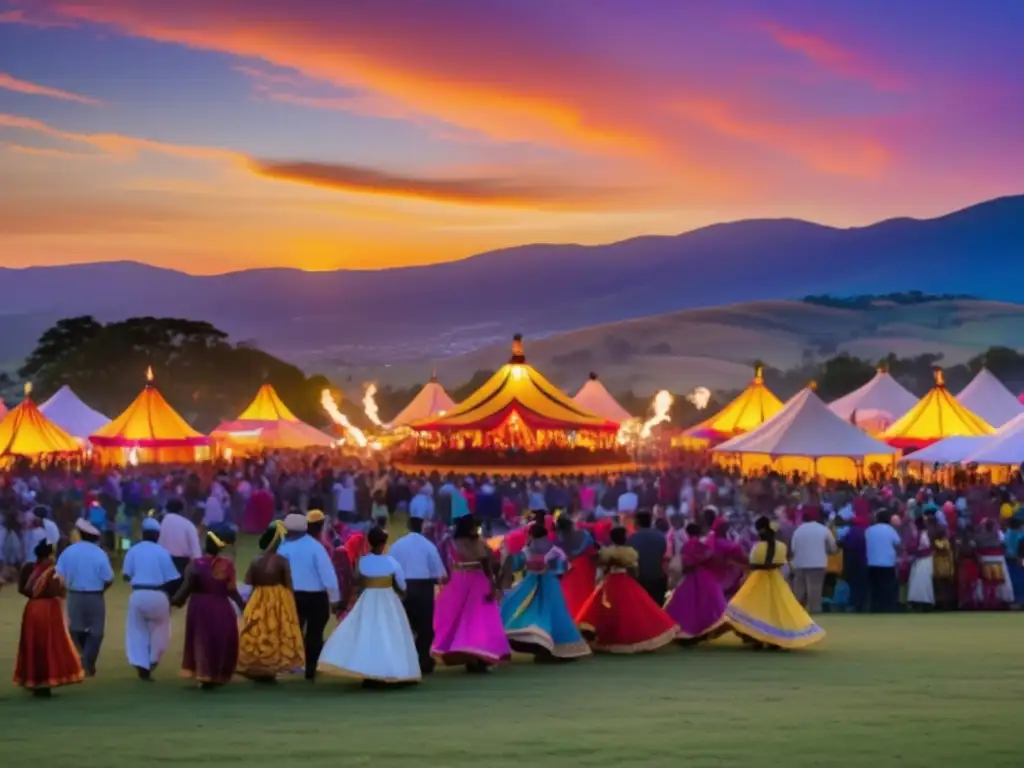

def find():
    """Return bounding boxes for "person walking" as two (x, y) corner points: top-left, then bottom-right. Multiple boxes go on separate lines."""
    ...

(627, 510), (668, 606)
(158, 498), (201, 595)
(388, 516), (447, 675)
(56, 520), (114, 676)
(789, 508), (836, 613)
(277, 513), (340, 681)
(122, 517), (180, 680)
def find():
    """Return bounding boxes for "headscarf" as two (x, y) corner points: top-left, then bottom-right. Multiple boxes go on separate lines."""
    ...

(259, 520), (287, 551)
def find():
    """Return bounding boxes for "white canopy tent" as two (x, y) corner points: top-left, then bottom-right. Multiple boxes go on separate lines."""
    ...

(715, 387), (897, 480)
(39, 385), (111, 441)
(897, 436), (990, 466)
(962, 411), (1024, 466)
(388, 376), (456, 428)
(572, 373), (632, 424)
(956, 368), (1024, 428)
(828, 369), (918, 432)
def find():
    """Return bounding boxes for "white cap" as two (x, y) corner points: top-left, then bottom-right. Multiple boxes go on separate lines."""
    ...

(75, 519), (100, 536)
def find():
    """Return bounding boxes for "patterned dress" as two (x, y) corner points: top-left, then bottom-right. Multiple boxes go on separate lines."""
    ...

(238, 552), (305, 679)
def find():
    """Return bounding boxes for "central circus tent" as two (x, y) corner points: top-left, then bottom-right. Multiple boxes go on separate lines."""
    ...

(409, 335), (621, 463)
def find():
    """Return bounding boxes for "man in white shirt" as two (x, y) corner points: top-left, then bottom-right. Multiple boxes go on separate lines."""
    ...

(866, 511), (903, 613)
(389, 517), (447, 674)
(617, 487), (639, 517)
(22, 506), (59, 563)
(158, 498), (201, 593)
(409, 484), (435, 522)
(277, 513), (340, 681)
(789, 508), (836, 613)
(122, 517), (180, 680)
(56, 520), (114, 676)
(332, 473), (356, 523)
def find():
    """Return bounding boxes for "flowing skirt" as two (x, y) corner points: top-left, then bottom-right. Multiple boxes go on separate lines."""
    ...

(907, 556), (935, 605)
(501, 572), (591, 659)
(663, 568), (728, 641)
(13, 598), (84, 690)
(577, 573), (679, 653)
(560, 555), (597, 619)
(181, 595), (239, 684)
(432, 570), (511, 666)
(724, 570), (824, 650)
(238, 585), (305, 678)
(319, 589), (421, 683)
(979, 555), (1014, 605)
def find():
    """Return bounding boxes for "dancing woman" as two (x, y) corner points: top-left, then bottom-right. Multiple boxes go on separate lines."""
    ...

(576, 527), (678, 653)
(555, 514), (598, 618)
(237, 522), (305, 681)
(432, 515), (511, 672)
(318, 526), (421, 686)
(173, 530), (244, 688)
(723, 517), (824, 650)
(13, 541), (84, 697)
(663, 523), (728, 643)
(500, 522), (591, 662)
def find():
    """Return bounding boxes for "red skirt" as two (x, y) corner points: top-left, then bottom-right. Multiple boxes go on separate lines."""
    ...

(576, 573), (678, 653)
(560, 554), (597, 618)
(13, 597), (84, 690)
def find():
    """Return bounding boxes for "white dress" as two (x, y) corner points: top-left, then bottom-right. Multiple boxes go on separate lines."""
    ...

(318, 553), (421, 683)
(906, 531), (935, 605)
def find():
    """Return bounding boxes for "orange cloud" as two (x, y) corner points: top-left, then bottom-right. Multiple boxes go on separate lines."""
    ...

(3, 141), (104, 159)
(673, 98), (889, 178)
(0, 72), (102, 104)
(758, 21), (906, 91)
(249, 159), (642, 210)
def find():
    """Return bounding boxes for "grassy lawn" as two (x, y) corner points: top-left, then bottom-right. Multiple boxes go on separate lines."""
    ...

(0, 543), (1021, 767)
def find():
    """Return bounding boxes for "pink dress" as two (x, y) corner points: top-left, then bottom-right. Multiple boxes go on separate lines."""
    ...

(663, 538), (727, 641)
(432, 541), (512, 667)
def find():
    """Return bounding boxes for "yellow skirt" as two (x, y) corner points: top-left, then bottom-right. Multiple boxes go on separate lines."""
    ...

(724, 570), (825, 650)
(237, 585), (305, 678)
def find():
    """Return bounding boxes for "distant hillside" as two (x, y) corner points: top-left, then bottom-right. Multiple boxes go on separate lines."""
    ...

(0, 194), (1022, 368)
(362, 299), (1024, 397)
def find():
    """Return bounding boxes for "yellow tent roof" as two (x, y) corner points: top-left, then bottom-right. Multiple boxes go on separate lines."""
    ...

(90, 368), (210, 447)
(684, 366), (783, 441)
(237, 384), (299, 421)
(413, 336), (619, 432)
(881, 370), (994, 448)
(0, 386), (80, 457)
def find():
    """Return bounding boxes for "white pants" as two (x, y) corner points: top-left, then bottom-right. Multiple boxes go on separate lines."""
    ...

(125, 590), (171, 670)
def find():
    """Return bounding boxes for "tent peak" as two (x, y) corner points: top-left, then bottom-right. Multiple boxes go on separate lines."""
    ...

(589, 372), (598, 381)
(145, 365), (154, 385)
(509, 333), (526, 364)
(753, 364), (764, 384)
(24, 381), (32, 397)
(934, 368), (945, 387)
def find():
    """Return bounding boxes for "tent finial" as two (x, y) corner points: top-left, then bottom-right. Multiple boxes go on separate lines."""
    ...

(934, 368), (945, 387)
(24, 381), (32, 397)
(509, 334), (525, 364)
(754, 364), (764, 384)
(808, 380), (818, 392)
(430, 367), (437, 382)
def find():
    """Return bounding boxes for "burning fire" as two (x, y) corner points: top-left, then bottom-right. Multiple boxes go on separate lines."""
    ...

(686, 386), (711, 411)
(320, 389), (368, 448)
(641, 390), (673, 438)
(363, 383), (382, 428)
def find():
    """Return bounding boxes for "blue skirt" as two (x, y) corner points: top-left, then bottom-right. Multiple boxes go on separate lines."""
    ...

(500, 572), (590, 659)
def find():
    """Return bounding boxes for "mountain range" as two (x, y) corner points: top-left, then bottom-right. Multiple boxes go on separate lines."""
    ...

(1, 194), (1022, 370)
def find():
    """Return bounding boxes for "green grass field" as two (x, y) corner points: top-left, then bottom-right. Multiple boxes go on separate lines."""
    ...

(0, 545), (1021, 767)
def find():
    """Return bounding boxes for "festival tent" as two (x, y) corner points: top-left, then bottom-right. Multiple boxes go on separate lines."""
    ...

(897, 436), (990, 466)
(90, 367), (212, 464)
(39, 385), (111, 441)
(210, 383), (335, 452)
(956, 368), (1024, 428)
(962, 411), (1024, 466)
(679, 365), (783, 447)
(828, 367), (918, 434)
(880, 370), (994, 450)
(0, 398), (6, 419)
(0, 384), (81, 459)
(412, 335), (619, 434)
(572, 372), (633, 424)
(713, 385), (896, 480)
(387, 373), (456, 428)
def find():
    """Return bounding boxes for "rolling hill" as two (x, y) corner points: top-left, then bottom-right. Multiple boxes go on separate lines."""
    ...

(362, 298), (1024, 397)
(0, 194), (1021, 370)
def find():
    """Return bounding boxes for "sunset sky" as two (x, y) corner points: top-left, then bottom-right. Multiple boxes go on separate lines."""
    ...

(1, 1), (1021, 274)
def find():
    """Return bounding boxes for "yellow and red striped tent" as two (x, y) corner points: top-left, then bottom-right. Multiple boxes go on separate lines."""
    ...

(90, 367), (211, 464)
(0, 385), (80, 458)
(678, 365), (783, 448)
(413, 335), (619, 433)
(882, 369), (994, 449)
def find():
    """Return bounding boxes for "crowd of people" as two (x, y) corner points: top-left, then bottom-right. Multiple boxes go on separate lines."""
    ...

(3, 454), (1023, 697)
